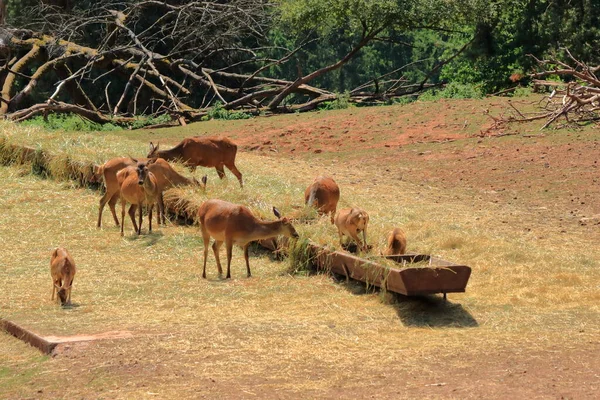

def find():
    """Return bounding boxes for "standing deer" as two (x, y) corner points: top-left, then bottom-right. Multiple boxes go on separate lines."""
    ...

(334, 207), (370, 253)
(197, 199), (299, 279)
(50, 247), (76, 306)
(383, 228), (407, 255)
(116, 159), (159, 236)
(304, 176), (340, 223)
(96, 157), (206, 228)
(147, 136), (243, 188)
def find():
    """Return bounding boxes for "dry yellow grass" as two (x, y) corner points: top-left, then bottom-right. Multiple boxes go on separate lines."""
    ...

(1, 118), (599, 398)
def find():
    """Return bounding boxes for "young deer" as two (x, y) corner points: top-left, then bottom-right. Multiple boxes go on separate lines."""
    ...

(96, 157), (205, 228)
(147, 136), (243, 187)
(383, 228), (407, 255)
(334, 207), (370, 253)
(197, 199), (299, 279)
(304, 176), (340, 223)
(116, 159), (160, 236)
(50, 247), (76, 306)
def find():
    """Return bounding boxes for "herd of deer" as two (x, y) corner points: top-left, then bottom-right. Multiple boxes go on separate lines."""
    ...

(50, 135), (406, 306)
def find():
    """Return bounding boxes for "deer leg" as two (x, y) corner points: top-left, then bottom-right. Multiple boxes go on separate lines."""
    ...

(56, 279), (62, 303)
(215, 164), (226, 180)
(226, 163), (243, 188)
(212, 241), (224, 277)
(97, 192), (109, 228)
(158, 192), (166, 225)
(349, 230), (364, 252)
(121, 198), (127, 236)
(51, 282), (56, 300)
(201, 229), (210, 279)
(148, 204), (153, 233)
(127, 204), (138, 234)
(243, 244), (251, 278)
(338, 231), (345, 248)
(108, 192), (120, 227)
(225, 238), (233, 279)
(67, 276), (73, 304)
(98, 190), (117, 228)
(137, 204), (143, 235)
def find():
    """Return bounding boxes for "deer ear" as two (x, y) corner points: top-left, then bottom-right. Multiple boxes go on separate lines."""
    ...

(149, 142), (154, 152)
(146, 158), (157, 166)
(130, 156), (138, 163)
(273, 207), (281, 218)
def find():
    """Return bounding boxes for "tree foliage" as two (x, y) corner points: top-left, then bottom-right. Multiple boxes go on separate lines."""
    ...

(0, 0), (597, 126)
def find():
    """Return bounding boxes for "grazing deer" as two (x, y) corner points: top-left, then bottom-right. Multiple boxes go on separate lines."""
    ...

(116, 159), (160, 236)
(50, 247), (76, 306)
(304, 176), (340, 223)
(383, 228), (407, 255)
(197, 199), (299, 279)
(96, 157), (206, 228)
(147, 136), (243, 188)
(334, 207), (370, 253)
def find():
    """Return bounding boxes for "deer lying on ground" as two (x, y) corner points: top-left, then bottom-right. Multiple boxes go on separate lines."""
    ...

(96, 157), (206, 228)
(50, 247), (76, 306)
(304, 176), (340, 223)
(147, 136), (243, 188)
(197, 199), (299, 279)
(116, 159), (160, 236)
(334, 207), (370, 253)
(383, 228), (407, 255)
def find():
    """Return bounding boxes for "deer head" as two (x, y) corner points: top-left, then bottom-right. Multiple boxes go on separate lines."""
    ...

(147, 142), (160, 158)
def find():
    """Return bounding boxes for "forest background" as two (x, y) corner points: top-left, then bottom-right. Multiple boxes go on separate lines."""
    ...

(0, 0), (597, 128)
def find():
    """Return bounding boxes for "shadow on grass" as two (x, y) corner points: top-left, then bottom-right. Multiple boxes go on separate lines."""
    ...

(249, 241), (289, 262)
(392, 294), (478, 328)
(333, 274), (478, 328)
(125, 231), (164, 246)
(60, 302), (81, 310)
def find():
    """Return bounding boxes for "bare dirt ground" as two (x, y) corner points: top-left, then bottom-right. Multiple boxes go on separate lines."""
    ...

(225, 98), (600, 235)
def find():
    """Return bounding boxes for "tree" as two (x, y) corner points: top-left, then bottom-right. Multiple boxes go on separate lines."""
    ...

(0, 0), (490, 125)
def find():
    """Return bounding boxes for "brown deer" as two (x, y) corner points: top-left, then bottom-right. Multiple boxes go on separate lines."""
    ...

(147, 136), (243, 187)
(334, 207), (370, 253)
(383, 228), (407, 255)
(304, 176), (340, 223)
(116, 160), (160, 236)
(197, 199), (299, 279)
(50, 247), (76, 306)
(96, 157), (206, 228)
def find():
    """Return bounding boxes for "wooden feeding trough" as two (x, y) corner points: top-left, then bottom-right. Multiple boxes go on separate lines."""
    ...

(258, 238), (471, 299)
(311, 245), (471, 299)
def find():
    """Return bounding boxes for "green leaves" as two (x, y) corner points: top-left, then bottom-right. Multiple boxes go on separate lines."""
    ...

(277, 0), (414, 38)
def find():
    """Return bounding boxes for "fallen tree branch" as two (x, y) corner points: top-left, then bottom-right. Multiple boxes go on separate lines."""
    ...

(6, 101), (136, 124)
